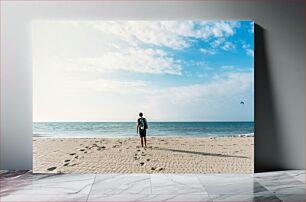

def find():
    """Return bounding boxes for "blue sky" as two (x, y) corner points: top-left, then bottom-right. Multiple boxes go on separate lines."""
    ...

(32, 20), (254, 122)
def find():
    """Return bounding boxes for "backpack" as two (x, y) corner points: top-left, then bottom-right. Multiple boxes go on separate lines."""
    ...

(139, 118), (148, 130)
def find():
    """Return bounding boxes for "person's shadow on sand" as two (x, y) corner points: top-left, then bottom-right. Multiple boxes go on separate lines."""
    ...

(153, 147), (250, 159)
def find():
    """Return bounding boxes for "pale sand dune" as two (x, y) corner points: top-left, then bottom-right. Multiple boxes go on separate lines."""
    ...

(33, 137), (254, 174)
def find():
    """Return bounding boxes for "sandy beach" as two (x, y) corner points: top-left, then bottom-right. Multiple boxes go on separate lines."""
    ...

(33, 136), (254, 174)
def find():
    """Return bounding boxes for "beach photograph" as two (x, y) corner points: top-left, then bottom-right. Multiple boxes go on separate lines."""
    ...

(32, 20), (254, 174)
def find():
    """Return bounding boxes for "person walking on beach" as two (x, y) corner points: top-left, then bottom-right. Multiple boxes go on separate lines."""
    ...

(137, 112), (148, 148)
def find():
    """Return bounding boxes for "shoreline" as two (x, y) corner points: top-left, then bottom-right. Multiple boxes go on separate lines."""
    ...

(33, 136), (254, 174)
(33, 134), (254, 139)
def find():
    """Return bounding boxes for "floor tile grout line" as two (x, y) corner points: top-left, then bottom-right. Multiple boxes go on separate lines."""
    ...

(253, 179), (286, 201)
(195, 175), (213, 201)
(86, 174), (97, 202)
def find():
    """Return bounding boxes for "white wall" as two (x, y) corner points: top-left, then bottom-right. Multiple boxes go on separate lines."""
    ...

(1, 0), (304, 171)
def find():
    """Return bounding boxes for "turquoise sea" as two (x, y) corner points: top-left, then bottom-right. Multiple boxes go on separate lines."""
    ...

(33, 122), (254, 138)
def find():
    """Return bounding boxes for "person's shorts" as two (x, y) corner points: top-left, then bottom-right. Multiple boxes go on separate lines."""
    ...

(139, 129), (146, 137)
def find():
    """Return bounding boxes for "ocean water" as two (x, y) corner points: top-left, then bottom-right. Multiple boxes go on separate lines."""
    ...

(33, 122), (254, 138)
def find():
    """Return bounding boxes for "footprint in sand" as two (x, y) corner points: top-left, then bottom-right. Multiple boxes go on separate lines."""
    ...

(64, 159), (70, 162)
(63, 163), (69, 166)
(137, 149), (141, 152)
(146, 159), (150, 162)
(134, 156), (140, 160)
(140, 162), (145, 166)
(74, 155), (79, 159)
(79, 149), (85, 151)
(47, 167), (57, 171)
(69, 153), (76, 156)
(152, 167), (164, 171)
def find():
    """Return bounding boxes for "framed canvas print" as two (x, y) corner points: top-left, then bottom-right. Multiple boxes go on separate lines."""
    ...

(33, 20), (254, 173)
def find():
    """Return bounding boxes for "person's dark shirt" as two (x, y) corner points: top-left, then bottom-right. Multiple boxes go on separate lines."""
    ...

(137, 117), (147, 130)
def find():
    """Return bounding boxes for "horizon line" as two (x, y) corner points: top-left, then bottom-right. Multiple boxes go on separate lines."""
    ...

(33, 120), (254, 123)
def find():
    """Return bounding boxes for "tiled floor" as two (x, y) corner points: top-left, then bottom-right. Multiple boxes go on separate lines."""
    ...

(0, 170), (305, 201)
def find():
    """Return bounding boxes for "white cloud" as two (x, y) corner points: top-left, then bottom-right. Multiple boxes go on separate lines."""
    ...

(72, 79), (151, 94)
(210, 38), (236, 52)
(204, 21), (239, 37)
(221, 65), (236, 70)
(221, 41), (236, 51)
(200, 21), (241, 38)
(210, 38), (226, 48)
(141, 71), (254, 121)
(249, 21), (254, 33)
(68, 47), (182, 75)
(199, 48), (216, 55)
(242, 42), (254, 57)
(172, 72), (252, 102)
(75, 71), (253, 102)
(91, 21), (240, 50)
(221, 65), (253, 72)
(246, 49), (254, 57)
